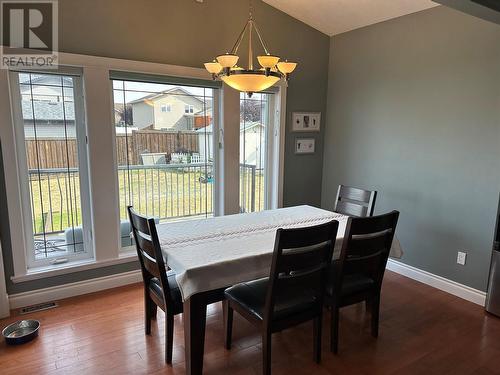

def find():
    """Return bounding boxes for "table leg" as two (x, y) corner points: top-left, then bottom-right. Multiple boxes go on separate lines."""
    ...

(184, 294), (207, 375)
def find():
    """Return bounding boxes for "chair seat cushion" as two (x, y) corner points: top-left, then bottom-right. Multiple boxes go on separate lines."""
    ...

(149, 270), (182, 312)
(224, 277), (318, 321)
(326, 263), (375, 298)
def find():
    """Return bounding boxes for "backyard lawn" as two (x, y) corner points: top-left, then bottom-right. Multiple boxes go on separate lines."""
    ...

(29, 166), (264, 236)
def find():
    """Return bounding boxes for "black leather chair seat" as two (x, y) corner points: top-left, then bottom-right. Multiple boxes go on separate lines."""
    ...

(149, 270), (182, 311)
(225, 277), (318, 321)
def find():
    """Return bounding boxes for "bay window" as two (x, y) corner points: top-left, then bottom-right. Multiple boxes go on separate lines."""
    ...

(2, 53), (284, 280)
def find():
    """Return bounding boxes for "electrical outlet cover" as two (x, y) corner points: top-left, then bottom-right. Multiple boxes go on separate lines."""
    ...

(457, 252), (467, 266)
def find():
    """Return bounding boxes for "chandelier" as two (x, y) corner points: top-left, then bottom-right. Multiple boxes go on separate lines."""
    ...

(204, 1), (297, 97)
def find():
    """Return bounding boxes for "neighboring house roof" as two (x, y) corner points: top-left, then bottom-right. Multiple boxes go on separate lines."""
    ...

(22, 100), (76, 121)
(129, 87), (207, 106)
(19, 73), (73, 87)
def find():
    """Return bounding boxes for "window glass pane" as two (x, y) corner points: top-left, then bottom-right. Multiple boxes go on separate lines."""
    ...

(112, 80), (215, 249)
(18, 72), (88, 262)
(239, 92), (269, 212)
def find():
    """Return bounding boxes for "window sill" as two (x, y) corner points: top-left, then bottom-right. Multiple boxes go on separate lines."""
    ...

(10, 252), (138, 283)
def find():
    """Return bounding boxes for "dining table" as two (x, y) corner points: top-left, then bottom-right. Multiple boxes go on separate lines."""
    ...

(156, 205), (403, 375)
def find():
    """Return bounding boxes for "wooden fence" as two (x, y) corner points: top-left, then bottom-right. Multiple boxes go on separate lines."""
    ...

(116, 130), (199, 166)
(26, 130), (200, 169)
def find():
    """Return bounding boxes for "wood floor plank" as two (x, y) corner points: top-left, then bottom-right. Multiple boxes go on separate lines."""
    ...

(1, 271), (500, 374)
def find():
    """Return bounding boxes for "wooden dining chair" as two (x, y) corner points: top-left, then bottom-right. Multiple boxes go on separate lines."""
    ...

(325, 210), (399, 354)
(224, 220), (339, 375)
(334, 185), (377, 217)
(127, 206), (183, 364)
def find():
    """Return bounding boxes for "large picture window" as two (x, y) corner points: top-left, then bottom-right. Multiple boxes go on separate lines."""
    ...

(112, 80), (215, 248)
(10, 71), (92, 267)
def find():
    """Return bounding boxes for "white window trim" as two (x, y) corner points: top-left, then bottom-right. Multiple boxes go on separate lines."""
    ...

(0, 49), (286, 281)
(184, 104), (194, 114)
(8, 70), (94, 269)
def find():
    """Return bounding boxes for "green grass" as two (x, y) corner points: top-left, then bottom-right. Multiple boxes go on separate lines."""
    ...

(30, 168), (264, 235)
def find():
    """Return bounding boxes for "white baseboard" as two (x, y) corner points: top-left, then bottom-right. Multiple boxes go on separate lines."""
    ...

(0, 293), (9, 318)
(9, 270), (142, 309)
(387, 259), (486, 306)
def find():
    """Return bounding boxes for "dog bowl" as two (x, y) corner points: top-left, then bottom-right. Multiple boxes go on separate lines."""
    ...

(2, 320), (40, 345)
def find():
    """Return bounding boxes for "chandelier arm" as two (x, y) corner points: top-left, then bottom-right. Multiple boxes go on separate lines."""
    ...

(231, 20), (250, 55)
(248, 21), (253, 70)
(252, 20), (270, 55)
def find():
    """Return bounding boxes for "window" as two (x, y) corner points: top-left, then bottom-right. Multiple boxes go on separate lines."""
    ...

(161, 104), (171, 113)
(239, 92), (277, 212)
(10, 72), (92, 267)
(112, 80), (215, 249)
(185, 104), (194, 114)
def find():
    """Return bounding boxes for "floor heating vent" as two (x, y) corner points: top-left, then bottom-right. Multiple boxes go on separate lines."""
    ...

(20, 302), (58, 314)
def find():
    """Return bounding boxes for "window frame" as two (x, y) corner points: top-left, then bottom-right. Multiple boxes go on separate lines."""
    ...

(8, 69), (94, 269)
(185, 104), (194, 114)
(110, 77), (220, 253)
(239, 90), (281, 212)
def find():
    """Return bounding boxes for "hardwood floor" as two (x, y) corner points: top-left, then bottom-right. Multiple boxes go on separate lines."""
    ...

(1, 271), (500, 375)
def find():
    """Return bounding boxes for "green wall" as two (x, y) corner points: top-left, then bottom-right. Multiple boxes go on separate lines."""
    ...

(321, 6), (500, 291)
(0, 0), (330, 294)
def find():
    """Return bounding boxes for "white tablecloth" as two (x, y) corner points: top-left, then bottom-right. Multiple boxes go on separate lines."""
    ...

(157, 205), (402, 301)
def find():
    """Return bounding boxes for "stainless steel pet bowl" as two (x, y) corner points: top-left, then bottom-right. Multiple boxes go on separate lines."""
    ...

(2, 320), (40, 345)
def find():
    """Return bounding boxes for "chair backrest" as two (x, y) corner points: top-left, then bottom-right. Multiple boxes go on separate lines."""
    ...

(334, 185), (377, 217)
(127, 206), (173, 307)
(264, 220), (339, 322)
(333, 211), (399, 296)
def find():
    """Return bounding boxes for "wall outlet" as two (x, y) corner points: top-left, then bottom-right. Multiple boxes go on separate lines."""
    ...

(457, 251), (467, 266)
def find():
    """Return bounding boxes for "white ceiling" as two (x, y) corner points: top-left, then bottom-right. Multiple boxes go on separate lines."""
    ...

(263, 0), (440, 36)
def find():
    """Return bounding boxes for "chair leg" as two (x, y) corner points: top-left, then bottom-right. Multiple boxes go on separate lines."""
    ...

(262, 332), (272, 375)
(330, 306), (339, 354)
(313, 316), (322, 364)
(223, 301), (233, 350)
(145, 293), (152, 335)
(165, 312), (175, 364)
(371, 295), (380, 338)
(150, 302), (158, 320)
(365, 298), (372, 313)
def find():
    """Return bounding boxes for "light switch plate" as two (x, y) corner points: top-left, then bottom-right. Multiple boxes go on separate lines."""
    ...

(457, 251), (467, 266)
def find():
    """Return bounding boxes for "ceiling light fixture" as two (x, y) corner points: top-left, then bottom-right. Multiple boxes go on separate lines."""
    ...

(204, 0), (297, 97)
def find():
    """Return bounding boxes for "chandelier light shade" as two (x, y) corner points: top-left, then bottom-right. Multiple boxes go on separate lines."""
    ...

(204, 1), (297, 97)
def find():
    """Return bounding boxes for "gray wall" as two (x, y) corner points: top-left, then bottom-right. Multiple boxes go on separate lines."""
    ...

(322, 6), (500, 291)
(0, 0), (329, 293)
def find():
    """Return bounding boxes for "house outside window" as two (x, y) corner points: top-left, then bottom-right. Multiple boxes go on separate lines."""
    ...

(185, 104), (194, 114)
(161, 104), (171, 113)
